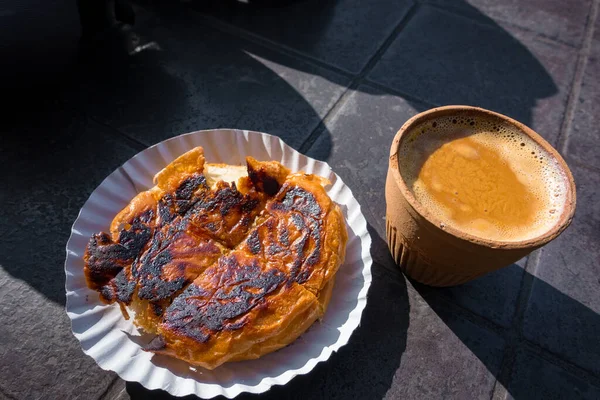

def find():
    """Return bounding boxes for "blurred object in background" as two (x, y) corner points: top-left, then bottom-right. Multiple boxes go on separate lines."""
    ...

(77, 0), (135, 38)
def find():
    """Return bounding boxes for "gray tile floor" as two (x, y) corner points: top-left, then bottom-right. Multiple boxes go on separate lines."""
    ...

(0, 0), (599, 399)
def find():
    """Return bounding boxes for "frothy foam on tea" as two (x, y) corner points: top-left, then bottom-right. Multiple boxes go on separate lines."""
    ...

(398, 115), (568, 242)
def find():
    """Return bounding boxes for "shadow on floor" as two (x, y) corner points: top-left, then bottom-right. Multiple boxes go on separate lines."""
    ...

(125, 223), (409, 399)
(0, 0), (337, 304)
(191, 0), (557, 130)
(0, 18), (187, 305)
(412, 266), (600, 399)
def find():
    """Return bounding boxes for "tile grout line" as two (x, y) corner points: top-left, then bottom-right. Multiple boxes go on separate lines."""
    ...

(521, 244), (582, 385)
(490, 250), (542, 399)
(89, 117), (150, 151)
(179, 1), (425, 155)
(296, 88), (352, 154)
(182, 0), (578, 128)
(59, 92), (151, 151)
(92, 0), (586, 156)
(421, 0), (580, 50)
(296, 2), (422, 238)
(567, 157), (600, 174)
(78, 3), (432, 156)
(490, 227), (600, 396)
(299, 2), (421, 154)
(97, 376), (121, 400)
(361, 79), (440, 108)
(421, 289), (510, 338)
(557, 0), (599, 152)
(520, 338), (600, 385)
(192, 0), (580, 80)
(188, 11), (355, 79)
(491, 333), (600, 400)
(298, 72), (441, 156)
(110, 388), (127, 400)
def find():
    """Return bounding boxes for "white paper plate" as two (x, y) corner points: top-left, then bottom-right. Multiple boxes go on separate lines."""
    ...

(64, 129), (372, 398)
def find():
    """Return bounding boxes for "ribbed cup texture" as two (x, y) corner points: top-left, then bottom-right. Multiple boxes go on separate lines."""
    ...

(386, 219), (478, 287)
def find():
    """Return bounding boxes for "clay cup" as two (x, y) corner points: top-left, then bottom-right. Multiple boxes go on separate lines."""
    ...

(385, 106), (576, 286)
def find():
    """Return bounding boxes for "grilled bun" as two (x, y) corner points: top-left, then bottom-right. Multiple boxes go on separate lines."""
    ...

(83, 147), (347, 369)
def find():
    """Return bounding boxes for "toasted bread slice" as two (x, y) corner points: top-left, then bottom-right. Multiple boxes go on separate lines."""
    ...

(84, 146), (347, 369)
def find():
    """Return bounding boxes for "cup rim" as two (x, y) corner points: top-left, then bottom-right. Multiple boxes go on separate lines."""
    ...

(389, 105), (577, 250)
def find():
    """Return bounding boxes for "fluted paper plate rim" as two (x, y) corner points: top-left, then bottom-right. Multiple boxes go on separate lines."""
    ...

(64, 129), (372, 398)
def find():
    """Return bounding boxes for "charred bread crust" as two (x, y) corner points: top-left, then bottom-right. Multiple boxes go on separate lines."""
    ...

(84, 147), (347, 369)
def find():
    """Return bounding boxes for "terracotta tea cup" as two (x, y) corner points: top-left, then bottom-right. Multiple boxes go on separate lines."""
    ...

(385, 105), (576, 286)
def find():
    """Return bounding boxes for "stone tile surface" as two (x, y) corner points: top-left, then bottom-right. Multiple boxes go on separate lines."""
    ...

(307, 85), (426, 236)
(1, 106), (140, 304)
(0, 105), (137, 398)
(194, 0), (414, 74)
(0, 272), (117, 400)
(523, 164), (600, 376)
(384, 288), (505, 399)
(309, 86), (526, 328)
(506, 348), (600, 399)
(102, 381), (129, 400)
(368, 5), (577, 145)
(565, 12), (600, 169)
(426, 0), (592, 47)
(432, 258), (527, 328)
(62, 6), (349, 153)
